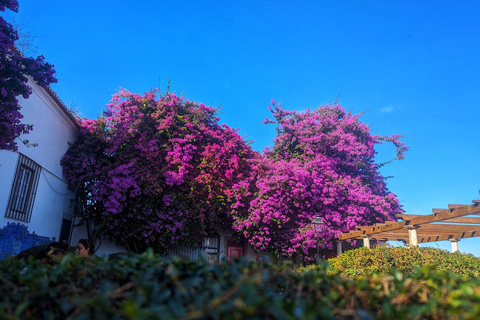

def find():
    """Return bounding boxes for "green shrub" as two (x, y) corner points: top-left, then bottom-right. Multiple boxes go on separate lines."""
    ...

(1, 250), (480, 319)
(326, 246), (480, 278)
(107, 250), (137, 261)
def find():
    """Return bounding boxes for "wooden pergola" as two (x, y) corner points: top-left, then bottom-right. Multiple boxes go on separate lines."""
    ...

(336, 193), (480, 255)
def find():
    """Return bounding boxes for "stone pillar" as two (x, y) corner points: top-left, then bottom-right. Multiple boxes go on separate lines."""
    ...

(449, 239), (460, 253)
(362, 235), (370, 249)
(336, 240), (343, 255)
(405, 226), (420, 247)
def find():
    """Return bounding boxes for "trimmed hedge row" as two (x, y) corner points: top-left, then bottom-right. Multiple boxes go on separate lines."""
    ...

(325, 246), (480, 278)
(1, 250), (480, 319)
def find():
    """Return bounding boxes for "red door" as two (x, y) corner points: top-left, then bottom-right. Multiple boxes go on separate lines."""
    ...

(227, 241), (244, 262)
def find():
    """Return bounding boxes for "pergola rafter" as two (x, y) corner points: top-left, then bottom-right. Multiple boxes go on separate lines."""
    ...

(335, 191), (480, 255)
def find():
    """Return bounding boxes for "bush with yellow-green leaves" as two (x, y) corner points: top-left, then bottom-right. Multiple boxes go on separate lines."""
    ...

(324, 246), (480, 278)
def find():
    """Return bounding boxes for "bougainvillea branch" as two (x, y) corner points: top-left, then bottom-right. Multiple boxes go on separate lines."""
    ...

(230, 100), (409, 259)
(61, 89), (258, 253)
(0, 0), (57, 151)
(63, 95), (408, 258)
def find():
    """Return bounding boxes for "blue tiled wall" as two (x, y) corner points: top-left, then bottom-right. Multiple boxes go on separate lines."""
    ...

(0, 222), (55, 260)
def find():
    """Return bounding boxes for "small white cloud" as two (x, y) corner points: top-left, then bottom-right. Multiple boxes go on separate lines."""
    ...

(380, 106), (395, 113)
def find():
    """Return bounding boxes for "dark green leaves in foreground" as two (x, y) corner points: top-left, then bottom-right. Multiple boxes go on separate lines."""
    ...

(1, 249), (480, 319)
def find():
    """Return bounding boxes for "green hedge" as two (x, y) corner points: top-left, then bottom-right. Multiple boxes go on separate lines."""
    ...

(1, 250), (480, 319)
(324, 246), (480, 278)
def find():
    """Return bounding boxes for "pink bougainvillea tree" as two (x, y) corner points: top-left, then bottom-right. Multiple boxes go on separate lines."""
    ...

(61, 89), (258, 253)
(0, 0), (57, 151)
(230, 101), (409, 259)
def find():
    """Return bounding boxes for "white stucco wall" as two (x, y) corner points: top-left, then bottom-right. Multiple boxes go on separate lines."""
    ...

(0, 78), (78, 242)
(16, 80), (78, 179)
(70, 224), (127, 257)
(0, 152), (18, 212)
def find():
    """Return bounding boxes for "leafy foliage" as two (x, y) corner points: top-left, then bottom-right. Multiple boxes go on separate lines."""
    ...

(62, 94), (408, 258)
(326, 246), (480, 278)
(231, 101), (408, 259)
(61, 89), (257, 253)
(0, 0), (57, 151)
(2, 251), (480, 319)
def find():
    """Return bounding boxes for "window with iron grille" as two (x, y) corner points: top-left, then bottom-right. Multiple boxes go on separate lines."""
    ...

(5, 154), (42, 222)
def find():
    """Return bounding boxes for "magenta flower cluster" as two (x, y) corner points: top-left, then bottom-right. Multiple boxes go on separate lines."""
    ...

(61, 89), (257, 252)
(0, 0), (57, 152)
(62, 92), (408, 259)
(230, 101), (409, 258)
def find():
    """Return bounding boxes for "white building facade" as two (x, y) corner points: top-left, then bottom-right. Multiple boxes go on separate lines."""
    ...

(0, 78), (79, 259)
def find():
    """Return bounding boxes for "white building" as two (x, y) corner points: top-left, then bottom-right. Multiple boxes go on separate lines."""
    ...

(0, 78), (79, 259)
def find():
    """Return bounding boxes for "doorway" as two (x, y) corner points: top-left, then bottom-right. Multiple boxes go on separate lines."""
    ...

(226, 239), (244, 262)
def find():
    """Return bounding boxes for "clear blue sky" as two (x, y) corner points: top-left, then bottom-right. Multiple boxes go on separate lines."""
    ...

(4, 1), (480, 255)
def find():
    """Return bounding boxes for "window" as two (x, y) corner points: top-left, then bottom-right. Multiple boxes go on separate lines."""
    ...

(5, 154), (42, 222)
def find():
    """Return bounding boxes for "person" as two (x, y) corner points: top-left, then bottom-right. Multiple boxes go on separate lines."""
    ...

(36, 241), (69, 265)
(76, 238), (92, 257)
(46, 246), (67, 264)
(34, 250), (49, 265)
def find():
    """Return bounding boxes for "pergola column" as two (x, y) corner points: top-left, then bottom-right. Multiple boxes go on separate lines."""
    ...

(405, 225), (420, 247)
(449, 239), (460, 253)
(336, 240), (343, 255)
(362, 235), (371, 249)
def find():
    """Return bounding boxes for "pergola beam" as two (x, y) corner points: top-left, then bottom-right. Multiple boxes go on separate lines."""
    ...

(384, 224), (480, 233)
(406, 204), (480, 224)
(350, 228), (480, 242)
(339, 200), (480, 243)
(396, 214), (480, 224)
(417, 231), (480, 243)
(356, 233), (480, 246)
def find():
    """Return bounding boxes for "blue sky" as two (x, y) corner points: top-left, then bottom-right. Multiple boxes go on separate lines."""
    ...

(4, 1), (480, 255)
